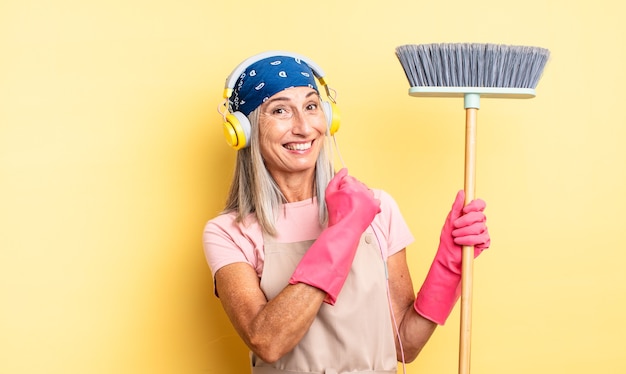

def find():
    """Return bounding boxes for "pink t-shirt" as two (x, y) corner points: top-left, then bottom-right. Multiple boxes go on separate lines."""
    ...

(203, 189), (414, 280)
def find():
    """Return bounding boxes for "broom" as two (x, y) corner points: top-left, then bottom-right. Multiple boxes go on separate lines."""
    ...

(395, 43), (550, 374)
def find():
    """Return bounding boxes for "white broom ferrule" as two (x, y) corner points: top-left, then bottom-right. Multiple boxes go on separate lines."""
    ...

(464, 93), (481, 109)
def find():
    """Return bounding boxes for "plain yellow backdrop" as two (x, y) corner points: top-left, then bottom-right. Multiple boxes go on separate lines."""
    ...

(2, 0), (625, 373)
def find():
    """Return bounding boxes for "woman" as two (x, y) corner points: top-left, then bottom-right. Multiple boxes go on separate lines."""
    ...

(203, 51), (490, 373)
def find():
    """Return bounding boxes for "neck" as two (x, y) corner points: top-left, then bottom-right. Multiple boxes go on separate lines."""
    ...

(272, 170), (316, 203)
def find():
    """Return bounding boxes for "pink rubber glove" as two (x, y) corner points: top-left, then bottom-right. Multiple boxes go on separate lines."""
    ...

(414, 190), (490, 325)
(289, 168), (381, 305)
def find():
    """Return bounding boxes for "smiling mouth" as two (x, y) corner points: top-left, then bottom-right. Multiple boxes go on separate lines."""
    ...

(284, 141), (313, 151)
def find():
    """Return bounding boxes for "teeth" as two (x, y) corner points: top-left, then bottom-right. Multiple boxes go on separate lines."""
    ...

(285, 142), (312, 151)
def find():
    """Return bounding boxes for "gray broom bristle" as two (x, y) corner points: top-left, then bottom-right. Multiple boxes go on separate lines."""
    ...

(395, 43), (550, 89)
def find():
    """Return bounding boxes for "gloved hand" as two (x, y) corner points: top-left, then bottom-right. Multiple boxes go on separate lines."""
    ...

(289, 168), (381, 305)
(414, 190), (490, 325)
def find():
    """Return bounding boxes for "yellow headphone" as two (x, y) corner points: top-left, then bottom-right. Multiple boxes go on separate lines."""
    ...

(220, 51), (341, 150)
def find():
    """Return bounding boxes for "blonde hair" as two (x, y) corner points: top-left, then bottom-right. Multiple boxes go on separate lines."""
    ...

(223, 107), (335, 236)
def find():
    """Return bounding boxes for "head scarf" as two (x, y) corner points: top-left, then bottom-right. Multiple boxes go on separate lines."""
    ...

(229, 55), (319, 116)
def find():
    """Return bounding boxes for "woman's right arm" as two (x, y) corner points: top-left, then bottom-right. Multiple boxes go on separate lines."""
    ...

(215, 262), (326, 363)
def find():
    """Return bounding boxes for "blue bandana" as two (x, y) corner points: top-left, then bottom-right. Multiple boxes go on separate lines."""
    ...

(229, 56), (319, 116)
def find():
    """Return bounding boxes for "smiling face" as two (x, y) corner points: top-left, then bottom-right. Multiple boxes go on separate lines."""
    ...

(257, 86), (328, 186)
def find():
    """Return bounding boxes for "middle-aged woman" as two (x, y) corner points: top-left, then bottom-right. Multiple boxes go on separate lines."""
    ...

(203, 51), (491, 373)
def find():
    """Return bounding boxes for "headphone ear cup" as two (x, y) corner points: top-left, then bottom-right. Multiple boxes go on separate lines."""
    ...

(223, 111), (251, 150)
(323, 101), (340, 135)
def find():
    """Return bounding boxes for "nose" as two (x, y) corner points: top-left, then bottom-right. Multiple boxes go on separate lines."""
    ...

(290, 110), (314, 135)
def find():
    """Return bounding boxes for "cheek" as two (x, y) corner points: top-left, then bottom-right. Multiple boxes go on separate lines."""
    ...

(311, 114), (328, 134)
(258, 123), (272, 145)
(258, 120), (284, 144)
(257, 124), (273, 158)
(258, 120), (289, 157)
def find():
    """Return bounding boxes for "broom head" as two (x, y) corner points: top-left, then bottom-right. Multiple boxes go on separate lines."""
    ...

(395, 43), (550, 98)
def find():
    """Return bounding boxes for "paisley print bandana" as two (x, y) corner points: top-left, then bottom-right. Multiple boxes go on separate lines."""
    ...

(229, 55), (319, 116)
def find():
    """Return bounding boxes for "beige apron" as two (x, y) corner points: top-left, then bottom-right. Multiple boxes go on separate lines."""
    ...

(252, 229), (398, 374)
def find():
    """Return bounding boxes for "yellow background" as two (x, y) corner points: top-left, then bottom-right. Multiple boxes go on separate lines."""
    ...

(2, 0), (624, 373)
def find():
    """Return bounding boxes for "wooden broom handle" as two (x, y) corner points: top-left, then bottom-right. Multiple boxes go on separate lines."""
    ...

(459, 107), (477, 374)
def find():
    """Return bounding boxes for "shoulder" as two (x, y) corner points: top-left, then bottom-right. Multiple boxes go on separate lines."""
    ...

(203, 211), (264, 277)
(370, 188), (414, 257)
(372, 188), (402, 215)
(204, 211), (261, 238)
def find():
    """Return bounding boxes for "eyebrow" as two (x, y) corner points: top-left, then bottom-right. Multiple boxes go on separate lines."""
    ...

(263, 90), (319, 106)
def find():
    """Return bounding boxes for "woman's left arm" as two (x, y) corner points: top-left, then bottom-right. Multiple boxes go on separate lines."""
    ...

(387, 191), (490, 362)
(387, 248), (437, 363)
